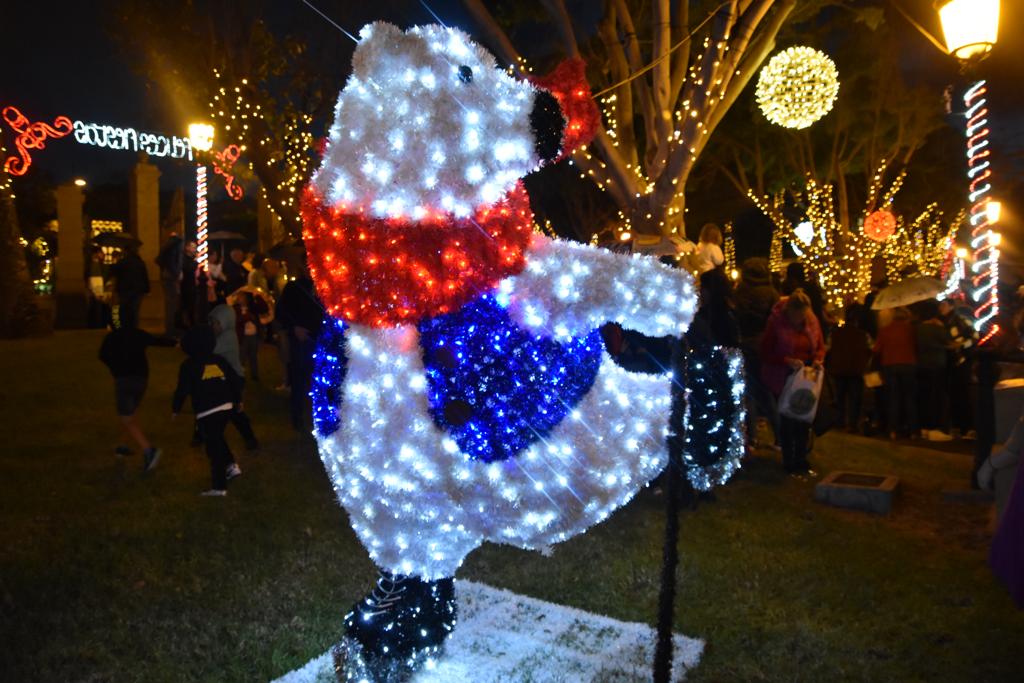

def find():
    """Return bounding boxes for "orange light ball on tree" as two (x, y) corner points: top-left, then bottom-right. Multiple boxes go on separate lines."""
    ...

(864, 209), (896, 242)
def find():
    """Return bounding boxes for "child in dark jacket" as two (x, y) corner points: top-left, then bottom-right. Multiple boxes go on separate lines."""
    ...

(99, 322), (176, 471)
(172, 325), (243, 496)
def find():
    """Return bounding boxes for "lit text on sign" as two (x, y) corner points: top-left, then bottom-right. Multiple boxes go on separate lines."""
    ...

(72, 120), (194, 160)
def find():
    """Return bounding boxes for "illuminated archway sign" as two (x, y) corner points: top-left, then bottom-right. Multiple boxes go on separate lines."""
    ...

(1, 104), (243, 202)
(2, 106), (196, 175)
(72, 120), (195, 160)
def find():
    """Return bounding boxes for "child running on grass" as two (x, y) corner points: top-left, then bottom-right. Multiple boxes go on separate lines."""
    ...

(99, 318), (176, 472)
(172, 325), (243, 497)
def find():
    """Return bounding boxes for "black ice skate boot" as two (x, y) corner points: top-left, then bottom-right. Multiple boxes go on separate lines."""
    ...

(333, 572), (457, 682)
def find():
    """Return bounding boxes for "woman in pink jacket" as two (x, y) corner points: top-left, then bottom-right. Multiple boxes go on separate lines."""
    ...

(760, 290), (826, 474)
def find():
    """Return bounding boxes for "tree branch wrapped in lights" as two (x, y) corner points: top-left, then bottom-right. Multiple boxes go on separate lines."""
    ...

(751, 159), (964, 307)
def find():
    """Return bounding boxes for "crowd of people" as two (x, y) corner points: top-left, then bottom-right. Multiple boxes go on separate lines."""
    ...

(734, 254), (978, 474)
(94, 222), (985, 490)
(97, 233), (325, 496)
(606, 222), (981, 476)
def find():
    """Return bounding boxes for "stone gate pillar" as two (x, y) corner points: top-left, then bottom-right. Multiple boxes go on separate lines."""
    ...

(54, 182), (85, 328)
(130, 154), (162, 330)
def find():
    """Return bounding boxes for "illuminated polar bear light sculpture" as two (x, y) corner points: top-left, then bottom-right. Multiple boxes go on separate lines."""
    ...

(301, 22), (741, 681)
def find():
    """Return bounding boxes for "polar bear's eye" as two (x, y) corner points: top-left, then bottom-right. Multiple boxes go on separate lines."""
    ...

(458, 65), (474, 84)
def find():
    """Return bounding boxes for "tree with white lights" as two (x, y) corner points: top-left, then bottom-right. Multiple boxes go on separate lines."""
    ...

(116, 0), (364, 237)
(463, 0), (808, 240)
(699, 5), (964, 304)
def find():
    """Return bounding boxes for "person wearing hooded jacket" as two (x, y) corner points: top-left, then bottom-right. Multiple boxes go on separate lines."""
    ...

(173, 325), (243, 496)
(206, 281), (259, 450)
(760, 290), (825, 474)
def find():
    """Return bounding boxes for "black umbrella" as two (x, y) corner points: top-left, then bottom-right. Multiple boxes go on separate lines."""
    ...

(92, 232), (141, 247)
(267, 239), (305, 260)
(207, 230), (248, 242)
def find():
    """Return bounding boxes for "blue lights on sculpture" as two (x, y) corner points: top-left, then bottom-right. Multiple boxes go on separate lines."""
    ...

(418, 295), (603, 463)
(312, 316), (348, 438)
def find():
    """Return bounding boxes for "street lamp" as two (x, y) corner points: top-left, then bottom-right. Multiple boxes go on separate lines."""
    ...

(938, 0), (1000, 61)
(187, 123), (215, 275)
(937, 0), (1001, 345)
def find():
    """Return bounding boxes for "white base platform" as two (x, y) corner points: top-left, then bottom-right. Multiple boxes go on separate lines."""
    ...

(273, 580), (703, 682)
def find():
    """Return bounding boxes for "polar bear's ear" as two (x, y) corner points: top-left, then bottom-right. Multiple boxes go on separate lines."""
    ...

(351, 22), (409, 78)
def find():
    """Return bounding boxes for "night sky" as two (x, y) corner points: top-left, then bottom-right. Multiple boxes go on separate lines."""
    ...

(2, 0), (1021, 268)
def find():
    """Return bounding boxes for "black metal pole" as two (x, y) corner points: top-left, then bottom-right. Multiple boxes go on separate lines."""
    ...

(974, 349), (997, 487)
(653, 336), (688, 683)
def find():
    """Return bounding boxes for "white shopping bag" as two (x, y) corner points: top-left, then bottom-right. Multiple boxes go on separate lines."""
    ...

(778, 365), (824, 423)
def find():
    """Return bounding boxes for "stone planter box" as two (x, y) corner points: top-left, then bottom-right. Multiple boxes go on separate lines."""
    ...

(814, 471), (899, 515)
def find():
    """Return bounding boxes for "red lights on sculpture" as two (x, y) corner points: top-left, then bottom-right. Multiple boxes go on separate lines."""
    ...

(529, 58), (600, 161)
(301, 183), (535, 328)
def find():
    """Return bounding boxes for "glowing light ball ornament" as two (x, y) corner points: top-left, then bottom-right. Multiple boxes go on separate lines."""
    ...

(755, 46), (839, 130)
(864, 209), (897, 242)
(301, 22), (741, 681)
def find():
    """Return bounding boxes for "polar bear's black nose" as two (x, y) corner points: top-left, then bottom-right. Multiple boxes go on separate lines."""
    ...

(530, 90), (565, 165)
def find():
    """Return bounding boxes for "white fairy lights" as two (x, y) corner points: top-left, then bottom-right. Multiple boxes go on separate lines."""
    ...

(755, 47), (839, 130)
(312, 23), (540, 219)
(305, 26), (740, 677)
(317, 236), (697, 580)
(501, 236), (697, 341)
(321, 322), (675, 579)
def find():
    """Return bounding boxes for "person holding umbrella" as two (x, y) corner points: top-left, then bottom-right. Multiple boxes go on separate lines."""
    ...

(870, 277), (944, 440)
(874, 307), (918, 440)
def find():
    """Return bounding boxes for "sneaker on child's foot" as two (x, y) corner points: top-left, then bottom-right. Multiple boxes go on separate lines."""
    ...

(143, 448), (162, 472)
(200, 489), (228, 497)
(114, 445), (133, 457)
(226, 463), (242, 481)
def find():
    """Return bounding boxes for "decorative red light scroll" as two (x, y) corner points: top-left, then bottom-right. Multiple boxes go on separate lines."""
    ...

(2, 106), (73, 176)
(212, 144), (243, 200)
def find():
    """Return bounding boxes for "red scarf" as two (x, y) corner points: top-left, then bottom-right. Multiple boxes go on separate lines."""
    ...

(301, 183), (534, 328)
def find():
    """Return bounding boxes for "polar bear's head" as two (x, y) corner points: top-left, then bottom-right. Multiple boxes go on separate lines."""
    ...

(311, 22), (588, 220)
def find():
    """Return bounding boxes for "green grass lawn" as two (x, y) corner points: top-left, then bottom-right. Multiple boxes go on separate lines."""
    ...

(1, 330), (1022, 682)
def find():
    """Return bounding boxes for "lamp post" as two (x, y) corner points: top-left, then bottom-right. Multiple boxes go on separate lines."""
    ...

(187, 123), (214, 320)
(937, 0), (1001, 486)
(937, 0), (1001, 344)
(187, 123), (215, 273)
